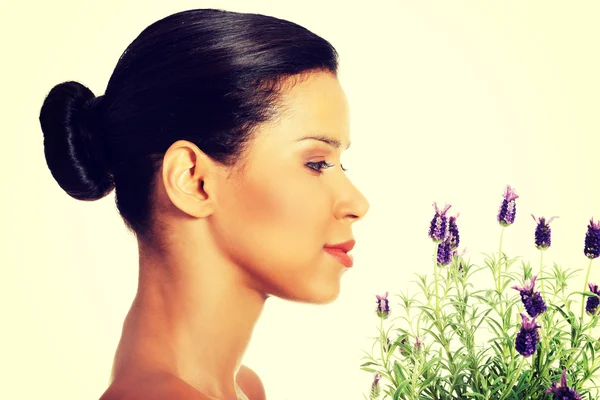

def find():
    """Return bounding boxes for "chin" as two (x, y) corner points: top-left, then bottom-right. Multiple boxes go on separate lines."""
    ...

(316, 292), (340, 305)
(273, 281), (341, 305)
(308, 281), (342, 305)
(266, 258), (344, 304)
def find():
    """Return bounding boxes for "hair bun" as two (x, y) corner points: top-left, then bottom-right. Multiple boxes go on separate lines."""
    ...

(39, 81), (114, 201)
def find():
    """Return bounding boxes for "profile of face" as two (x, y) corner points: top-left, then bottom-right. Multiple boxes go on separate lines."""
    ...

(164, 71), (370, 305)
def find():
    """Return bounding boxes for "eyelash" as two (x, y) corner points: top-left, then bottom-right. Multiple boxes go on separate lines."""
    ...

(305, 161), (348, 174)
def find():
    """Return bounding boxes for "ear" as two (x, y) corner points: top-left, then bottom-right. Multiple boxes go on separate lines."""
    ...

(161, 140), (218, 219)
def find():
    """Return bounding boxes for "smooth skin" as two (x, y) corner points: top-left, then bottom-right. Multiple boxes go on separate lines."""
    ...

(100, 71), (370, 400)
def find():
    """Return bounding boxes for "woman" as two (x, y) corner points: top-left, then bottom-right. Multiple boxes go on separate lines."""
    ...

(39, 8), (369, 400)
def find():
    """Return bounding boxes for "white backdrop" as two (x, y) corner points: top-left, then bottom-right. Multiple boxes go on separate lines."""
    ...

(2, 1), (600, 399)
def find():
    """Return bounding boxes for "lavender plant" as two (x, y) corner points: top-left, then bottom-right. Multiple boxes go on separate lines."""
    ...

(360, 185), (600, 400)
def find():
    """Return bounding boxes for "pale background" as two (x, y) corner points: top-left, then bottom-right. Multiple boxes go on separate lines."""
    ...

(1, 1), (599, 399)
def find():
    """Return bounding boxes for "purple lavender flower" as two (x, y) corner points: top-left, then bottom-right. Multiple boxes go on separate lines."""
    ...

(512, 276), (547, 318)
(586, 283), (600, 315)
(515, 313), (541, 357)
(497, 185), (519, 227)
(437, 240), (453, 266)
(428, 202), (452, 243)
(376, 291), (390, 319)
(414, 336), (423, 352)
(448, 213), (460, 250)
(398, 337), (408, 356)
(369, 373), (381, 399)
(453, 248), (467, 275)
(545, 370), (582, 400)
(584, 218), (600, 259)
(396, 335), (423, 356)
(383, 337), (392, 352)
(532, 215), (558, 250)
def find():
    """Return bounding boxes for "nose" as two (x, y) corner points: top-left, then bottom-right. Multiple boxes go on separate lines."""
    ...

(333, 178), (370, 222)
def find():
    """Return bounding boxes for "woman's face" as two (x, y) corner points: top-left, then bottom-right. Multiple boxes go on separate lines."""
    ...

(212, 71), (370, 304)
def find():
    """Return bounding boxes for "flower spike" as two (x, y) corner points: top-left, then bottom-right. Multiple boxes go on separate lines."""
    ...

(531, 214), (558, 250)
(545, 370), (582, 399)
(584, 218), (600, 259)
(448, 213), (460, 250)
(428, 202), (452, 243)
(437, 240), (453, 267)
(369, 373), (381, 399)
(375, 291), (390, 319)
(498, 185), (519, 227)
(512, 275), (547, 318)
(515, 313), (541, 357)
(586, 283), (600, 315)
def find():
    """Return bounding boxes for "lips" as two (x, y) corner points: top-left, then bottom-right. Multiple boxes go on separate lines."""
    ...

(324, 248), (354, 267)
(324, 240), (355, 253)
(323, 240), (355, 268)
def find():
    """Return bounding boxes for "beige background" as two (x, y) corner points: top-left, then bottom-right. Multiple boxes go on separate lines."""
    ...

(2, 1), (599, 399)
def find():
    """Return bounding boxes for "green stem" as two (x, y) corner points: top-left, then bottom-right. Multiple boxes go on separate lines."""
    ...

(411, 349), (419, 400)
(431, 243), (457, 384)
(580, 258), (594, 322)
(499, 356), (526, 400)
(539, 319), (550, 364)
(379, 317), (396, 388)
(498, 227), (509, 362)
(434, 243), (439, 312)
(566, 341), (588, 371)
(379, 316), (384, 366)
(577, 356), (600, 387)
(498, 226), (505, 262)
(539, 249), (545, 295)
(498, 227), (506, 315)
(538, 249), (551, 361)
(565, 258), (595, 372)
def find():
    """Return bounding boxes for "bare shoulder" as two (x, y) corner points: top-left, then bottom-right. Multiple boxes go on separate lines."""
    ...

(238, 364), (266, 400)
(98, 373), (208, 400)
(98, 366), (265, 400)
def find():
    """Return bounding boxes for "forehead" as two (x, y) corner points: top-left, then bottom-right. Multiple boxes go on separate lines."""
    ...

(259, 72), (350, 145)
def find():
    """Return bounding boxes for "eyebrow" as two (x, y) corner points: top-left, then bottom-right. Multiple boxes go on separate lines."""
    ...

(296, 134), (351, 150)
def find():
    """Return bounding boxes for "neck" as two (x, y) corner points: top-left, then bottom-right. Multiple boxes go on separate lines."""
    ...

(109, 236), (267, 399)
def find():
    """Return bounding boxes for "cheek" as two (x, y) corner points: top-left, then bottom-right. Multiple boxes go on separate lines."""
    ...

(238, 173), (331, 251)
(219, 171), (335, 287)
